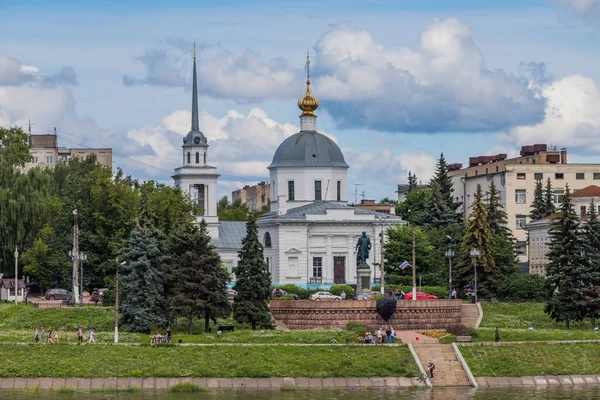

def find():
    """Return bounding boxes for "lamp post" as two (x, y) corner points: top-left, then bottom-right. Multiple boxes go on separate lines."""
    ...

(69, 251), (86, 306)
(14, 247), (19, 305)
(408, 209), (416, 301)
(470, 248), (480, 303)
(445, 249), (454, 299)
(375, 214), (390, 294)
(115, 260), (126, 343)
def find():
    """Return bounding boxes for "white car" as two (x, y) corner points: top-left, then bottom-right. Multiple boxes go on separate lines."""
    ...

(309, 291), (342, 301)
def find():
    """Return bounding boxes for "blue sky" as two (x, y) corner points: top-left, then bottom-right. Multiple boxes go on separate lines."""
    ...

(2, 0), (600, 201)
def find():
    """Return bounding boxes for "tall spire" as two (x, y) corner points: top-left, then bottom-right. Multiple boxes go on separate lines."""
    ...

(297, 51), (318, 117)
(191, 42), (199, 132)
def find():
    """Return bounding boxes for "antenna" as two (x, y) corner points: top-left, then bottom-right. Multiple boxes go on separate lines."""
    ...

(324, 180), (330, 200)
(354, 183), (363, 205)
(53, 127), (57, 135)
(28, 119), (31, 135)
(361, 190), (365, 201)
(306, 51), (310, 83)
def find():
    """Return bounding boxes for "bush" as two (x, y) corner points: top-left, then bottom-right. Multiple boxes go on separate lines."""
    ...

(329, 285), (353, 297)
(276, 285), (317, 300)
(497, 274), (546, 300)
(372, 285), (448, 299)
(386, 273), (447, 287)
(271, 295), (295, 300)
(170, 382), (205, 392)
(346, 321), (366, 337)
(446, 324), (478, 337)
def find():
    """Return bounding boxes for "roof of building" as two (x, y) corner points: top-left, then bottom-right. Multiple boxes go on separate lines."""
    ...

(0, 279), (26, 289)
(268, 131), (349, 169)
(572, 185), (600, 198)
(258, 201), (403, 223)
(211, 221), (247, 251)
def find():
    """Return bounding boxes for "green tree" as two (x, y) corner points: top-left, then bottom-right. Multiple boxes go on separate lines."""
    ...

(232, 214), (272, 330)
(218, 196), (250, 221)
(167, 221), (230, 333)
(396, 188), (431, 222)
(422, 183), (457, 228)
(545, 185), (586, 329)
(529, 179), (546, 221)
(430, 153), (460, 215)
(455, 184), (498, 298)
(486, 180), (518, 276)
(407, 171), (418, 193)
(581, 199), (600, 328)
(544, 178), (556, 217)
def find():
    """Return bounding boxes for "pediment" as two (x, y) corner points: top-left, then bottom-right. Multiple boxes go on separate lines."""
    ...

(285, 248), (302, 255)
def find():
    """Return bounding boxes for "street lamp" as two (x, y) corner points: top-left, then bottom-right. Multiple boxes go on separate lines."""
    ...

(470, 248), (480, 303)
(375, 214), (391, 294)
(115, 260), (126, 343)
(445, 249), (454, 299)
(68, 250), (86, 306)
(408, 209), (416, 301)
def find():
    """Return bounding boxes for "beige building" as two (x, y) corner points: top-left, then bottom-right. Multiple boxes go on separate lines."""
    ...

(232, 181), (270, 212)
(23, 134), (112, 172)
(448, 144), (600, 267)
(526, 185), (600, 276)
(355, 199), (395, 214)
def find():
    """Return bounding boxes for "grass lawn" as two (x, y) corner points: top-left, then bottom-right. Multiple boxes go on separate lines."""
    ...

(480, 303), (592, 330)
(460, 343), (600, 377)
(0, 344), (419, 378)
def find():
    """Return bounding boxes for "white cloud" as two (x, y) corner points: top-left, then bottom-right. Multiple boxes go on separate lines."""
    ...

(500, 74), (600, 153)
(0, 56), (78, 86)
(549, 0), (600, 26)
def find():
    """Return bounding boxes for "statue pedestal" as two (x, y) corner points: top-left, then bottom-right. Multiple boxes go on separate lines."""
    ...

(356, 263), (372, 295)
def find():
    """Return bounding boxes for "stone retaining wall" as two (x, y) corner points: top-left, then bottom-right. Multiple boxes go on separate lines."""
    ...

(477, 375), (600, 387)
(0, 377), (424, 391)
(270, 300), (462, 330)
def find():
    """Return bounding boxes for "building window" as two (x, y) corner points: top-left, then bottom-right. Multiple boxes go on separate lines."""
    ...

(337, 181), (341, 201)
(45, 156), (53, 164)
(534, 172), (543, 180)
(195, 152), (199, 164)
(576, 173), (585, 180)
(555, 173), (564, 180)
(187, 152), (190, 164)
(553, 190), (564, 204)
(515, 189), (526, 204)
(515, 241), (527, 256)
(204, 153), (206, 164)
(264, 232), (272, 248)
(517, 173), (526, 180)
(516, 215), (527, 229)
(594, 173), (600, 180)
(31, 156), (38, 164)
(581, 206), (587, 218)
(312, 257), (323, 278)
(288, 181), (295, 201)
(314, 180), (322, 201)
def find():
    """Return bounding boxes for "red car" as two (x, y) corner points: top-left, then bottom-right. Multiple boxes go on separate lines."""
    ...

(404, 292), (438, 300)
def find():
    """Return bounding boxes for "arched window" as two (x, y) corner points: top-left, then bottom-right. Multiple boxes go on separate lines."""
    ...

(204, 153), (207, 164)
(264, 232), (272, 248)
(187, 152), (190, 164)
(196, 152), (199, 164)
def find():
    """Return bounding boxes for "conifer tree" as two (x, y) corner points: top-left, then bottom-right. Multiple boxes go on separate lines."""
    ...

(486, 181), (518, 276)
(545, 185), (586, 328)
(233, 214), (272, 330)
(581, 199), (600, 328)
(430, 153), (456, 209)
(407, 171), (418, 193)
(529, 179), (546, 221)
(544, 178), (556, 217)
(167, 221), (231, 333)
(455, 184), (498, 298)
(423, 183), (456, 228)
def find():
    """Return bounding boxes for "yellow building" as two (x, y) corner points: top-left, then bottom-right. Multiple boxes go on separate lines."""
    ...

(448, 144), (600, 269)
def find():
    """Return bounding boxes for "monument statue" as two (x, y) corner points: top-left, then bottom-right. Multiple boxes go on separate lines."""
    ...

(355, 232), (371, 265)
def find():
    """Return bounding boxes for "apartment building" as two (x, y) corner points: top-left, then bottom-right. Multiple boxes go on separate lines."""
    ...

(231, 181), (270, 212)
(448, 144), (600, 268)
(355, 199), (395, 214)
(23, 134), (112, 172)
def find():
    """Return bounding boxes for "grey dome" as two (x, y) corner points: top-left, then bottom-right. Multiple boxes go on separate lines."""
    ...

(183, 130), (208, 148)
(268, 131), (349, 169)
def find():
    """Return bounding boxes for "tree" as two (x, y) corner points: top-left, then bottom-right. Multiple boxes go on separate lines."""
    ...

(167, 221), (230, 333)
(455, 184), (499, 298)
(120, 217), (168, 333)
(430, 153), (460, 214)
(218, 196), (250, 221)
(486, 181), (518, 276)
(545, 185), (586, 328)
(396, 188), (431, 223)
(407, 171), (418, 193)
(544, 178), (556, 217)
(581, 199), (600, 328)
(232, 214), (272, 330)
(529, 179), (546, 221)
(422, 183), (457, 228)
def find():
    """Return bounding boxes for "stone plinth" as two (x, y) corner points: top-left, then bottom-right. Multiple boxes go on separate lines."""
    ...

(270, 299), (462, 330)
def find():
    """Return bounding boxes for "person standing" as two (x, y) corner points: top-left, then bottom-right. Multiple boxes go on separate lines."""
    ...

(385, 326), (392, 343)
(451, 288), (457, 299)
(376, 327), (383, 344)
(390, 327), (396, 344)
(47, 328), (53, 343)
(34, 328), (39, 343)
(78, 327), (83, 344)
(88, 329), (96, 344)
(54, 330), (59, 343)
(427, 361), (435, 378)
(341, 291), (347, 300)
(495, 327), (500, 342)
(41, 328), (46, 344)
(166, 328), (172, 343)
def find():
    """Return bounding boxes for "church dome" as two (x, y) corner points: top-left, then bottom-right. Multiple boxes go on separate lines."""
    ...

(268, 131), (349, 168)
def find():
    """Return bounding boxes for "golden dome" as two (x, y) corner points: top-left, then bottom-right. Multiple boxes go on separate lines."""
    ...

(298, 52), (318, 116)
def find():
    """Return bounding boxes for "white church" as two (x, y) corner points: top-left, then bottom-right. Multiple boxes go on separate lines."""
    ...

(173, 52), (404, 289)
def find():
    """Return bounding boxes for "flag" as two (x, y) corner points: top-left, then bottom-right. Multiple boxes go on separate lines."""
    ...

(399, 261), (411, 270)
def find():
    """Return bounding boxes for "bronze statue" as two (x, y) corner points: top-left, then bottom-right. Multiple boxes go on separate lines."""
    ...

(355, 232), (371, 265)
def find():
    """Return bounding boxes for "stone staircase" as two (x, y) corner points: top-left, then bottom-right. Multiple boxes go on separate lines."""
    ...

(461, 303), (480, 328)
(412, 344), (470, 387)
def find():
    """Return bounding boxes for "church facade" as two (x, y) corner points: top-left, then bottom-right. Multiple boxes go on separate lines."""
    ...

(173, 51), (404, 289)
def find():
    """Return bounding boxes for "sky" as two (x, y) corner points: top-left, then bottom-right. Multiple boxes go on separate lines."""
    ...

(2, 0), (600, 202)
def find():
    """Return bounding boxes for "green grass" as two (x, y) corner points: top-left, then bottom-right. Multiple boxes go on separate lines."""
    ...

(0, 303), (115, 331)
(460, 343), (600, 377)
(169, 382), (206, 392)
(0, 343), (419, 378)
(480, 302), (591, 330)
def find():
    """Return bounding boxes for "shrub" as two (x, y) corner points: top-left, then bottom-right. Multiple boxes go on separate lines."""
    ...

(446, 324), (478, 337)
(271, 295), (295, 300)
(346, 321), (366, 336)
(170, 382), (205, 392)
(329, 285), (353, 297)
(497, 274), (546, 300)
(276, 285), (317, 300)
(372, 285), (449, 299)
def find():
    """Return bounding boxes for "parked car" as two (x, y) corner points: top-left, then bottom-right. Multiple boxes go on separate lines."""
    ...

(309, 291), (342, 301)
(272, 288), (299, 300)
(404, 292), (438, 300)
(45, 288), (72, 301)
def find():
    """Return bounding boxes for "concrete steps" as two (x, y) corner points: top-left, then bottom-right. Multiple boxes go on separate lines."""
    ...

(413, 344), (470, 387)
(461, 304), (480, 329)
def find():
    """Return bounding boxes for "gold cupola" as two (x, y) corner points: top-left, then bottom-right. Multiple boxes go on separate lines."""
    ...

(297, 52), (319, 116)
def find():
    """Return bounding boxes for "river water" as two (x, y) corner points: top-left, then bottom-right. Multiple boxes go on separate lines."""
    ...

(4, 388), (600, 400)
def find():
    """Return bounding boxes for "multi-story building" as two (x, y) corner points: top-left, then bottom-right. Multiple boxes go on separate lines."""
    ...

(526, 185), (600, 276)
(448, 144), (600, 269)
(23, 134), (112, 172)
(396, 183), (428, 203)
(232, 182), (270, 212)
(355, 199), (395, 214)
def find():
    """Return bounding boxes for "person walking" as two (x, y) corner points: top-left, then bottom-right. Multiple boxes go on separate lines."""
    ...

(495, 327), (500, 342)
(390, 327), (396, 344)
(166, 328), (172, 343)
(34, 328), (39, 344)
(47, 328), (53, 344)
(427, 361), (435, 378)
(78, 327), (83, 344)
(376, 327), (383, 344)
(88, 329), (96, 344)
(341, 290), (347, 300)
(41, 328), (46, 344)
(54, 330), (59, 343)
(451, 288), (457, 299)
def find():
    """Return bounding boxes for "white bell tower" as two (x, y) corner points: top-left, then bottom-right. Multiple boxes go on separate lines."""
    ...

(172, 44), (220, 238)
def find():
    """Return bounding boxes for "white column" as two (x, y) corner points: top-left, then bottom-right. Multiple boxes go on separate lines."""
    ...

(347, 235), (354, 283)
(326, 235), (333, 283)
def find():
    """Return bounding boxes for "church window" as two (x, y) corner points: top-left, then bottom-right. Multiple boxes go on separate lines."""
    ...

(337, 181), (341, 201)
(312, 257), (322, 278)
(264, 232), (272, 248)
(314, 181), (322, 201)
(204, 153), (207, 164)
(288, 181), (295, 201)
(195, 152), (199, 164)
(187, 152), (190, 164)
